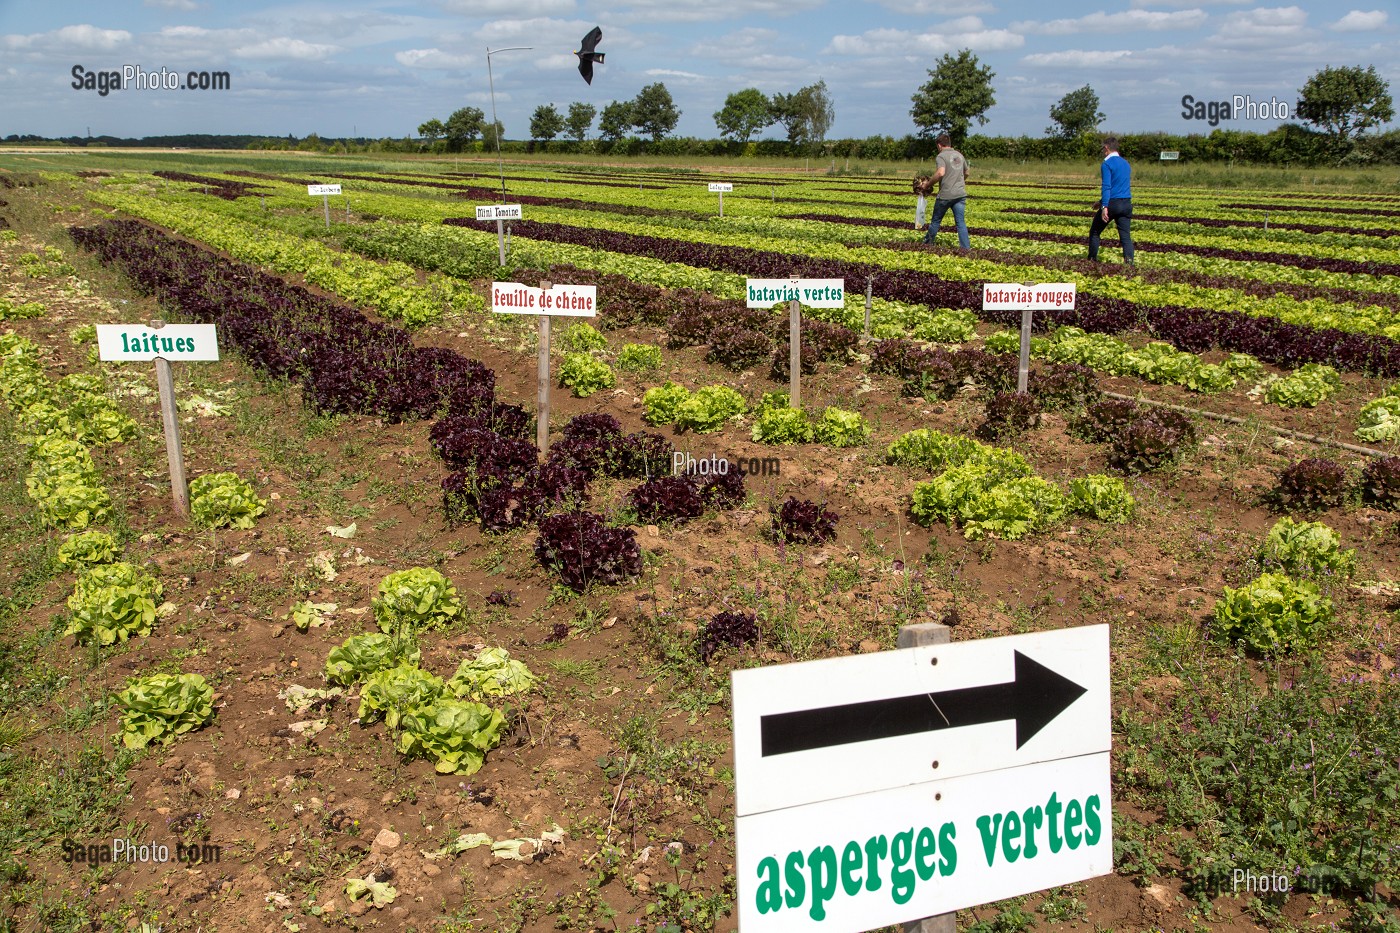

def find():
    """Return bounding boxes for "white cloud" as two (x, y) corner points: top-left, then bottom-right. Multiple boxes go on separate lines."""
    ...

(827, 20), (1024, 56)
(690, 28), (808, 70)
(644, 68), (704, 79)
(600, 0), (824, 24)
(1013, 9), (1209, 35)
(3, 24), (134, 52)
(144, 0), (198, 9)
(1022, 49), (1136, 66)
(232, 37), (340, 61)
(395, 48), (475, 69)
(440, 0), (576, 13)
(869, 0), (994, 12)
(1330, 10), (1389, 31)
(1129, 0), (1244, 6)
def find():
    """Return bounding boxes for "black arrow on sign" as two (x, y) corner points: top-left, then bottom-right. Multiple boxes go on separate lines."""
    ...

(760, 651), (1087, 757)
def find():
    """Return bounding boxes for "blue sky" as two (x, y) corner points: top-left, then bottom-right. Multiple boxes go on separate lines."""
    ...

(1, 0), (1395, 140)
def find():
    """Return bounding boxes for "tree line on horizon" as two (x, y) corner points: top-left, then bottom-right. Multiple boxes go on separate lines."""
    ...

(8, 59), (1392, 165)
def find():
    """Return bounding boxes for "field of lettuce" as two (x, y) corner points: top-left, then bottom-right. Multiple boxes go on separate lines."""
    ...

(1, 150), (1399, 932)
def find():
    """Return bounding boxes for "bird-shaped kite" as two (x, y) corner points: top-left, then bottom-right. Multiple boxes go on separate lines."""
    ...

(574, 26), (604, 84)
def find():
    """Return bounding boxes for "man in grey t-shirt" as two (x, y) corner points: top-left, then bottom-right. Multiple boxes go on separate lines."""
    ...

(922, 133), (970, 250)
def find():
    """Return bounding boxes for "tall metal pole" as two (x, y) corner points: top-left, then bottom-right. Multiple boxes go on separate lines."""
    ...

(486, 46), (532, 206)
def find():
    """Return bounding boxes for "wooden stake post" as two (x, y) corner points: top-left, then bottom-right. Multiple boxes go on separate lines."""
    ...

(898, 621), (957, 933)
(979, 283), (1078, 396)
(537, 284), (552, 454)
(489, 278), (598, 457)
(307, 184), (342, 231)
(476, 204), (524, 266)
(95, 320), (221, 518)
(745, 276), (846, 410)
(709, 182), (733, 218)
(152, 320), (190, 516)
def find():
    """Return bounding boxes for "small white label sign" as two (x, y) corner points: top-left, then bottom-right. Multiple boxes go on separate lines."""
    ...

(307, 184), (342, 196)
(981, 283), (1076, 311)
(746, 278), (846, 309)
(491, 282), (597, 317)
(708, 182), (734, 192)
(97, 324), (220, 362)
(476, 204), (524, 221)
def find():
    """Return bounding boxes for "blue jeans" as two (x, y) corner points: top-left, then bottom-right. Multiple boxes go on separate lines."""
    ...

(1088, 198), (1133, 263)
(923, 197), (969, 249)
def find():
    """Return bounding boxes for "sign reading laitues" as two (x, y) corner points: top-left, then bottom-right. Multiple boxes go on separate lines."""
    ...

(97, 324), (219, 362)
(732, 624), (1112, 932)
(708, 182), (734, 192)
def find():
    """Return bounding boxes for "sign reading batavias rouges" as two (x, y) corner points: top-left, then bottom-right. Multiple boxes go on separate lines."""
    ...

(476, 204), (524, 221)
(491, 282), (598, 317)
(746, 278), (845, 309)
(732, 625), (1112, 932)
(96, 324), (220, 362)
(981, 283), (1076, 311)
(307, 184), (342, 196)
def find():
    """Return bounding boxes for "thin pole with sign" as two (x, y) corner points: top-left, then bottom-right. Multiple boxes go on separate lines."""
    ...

(537, 281), (552, 453)
(96, 321), (221, 517)
(151, 319), (189, 516)
(322, 193), (330, 230)
(789, 288), (801, 409)
(1018, 282), (1035, 395)
(864, 276), (873, 341)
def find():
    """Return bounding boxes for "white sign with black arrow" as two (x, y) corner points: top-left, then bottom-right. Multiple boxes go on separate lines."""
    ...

(732, 624), (1111, 932)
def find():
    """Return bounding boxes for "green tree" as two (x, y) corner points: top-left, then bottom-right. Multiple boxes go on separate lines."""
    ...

(417, 118), (446, 146)
(630, 83), (680, 143)
(565, 102), (596, 142)
(444, 106), (485, 152)
(480, 120), (505, 149)
(910, 49), (996, 145)
(1046, 85), (1104, 140)
(1296, 64), (1395, 146)
(529, 104), (565, 143)
(714, 88), (773, 143)
(598, 100), (633, 141)
(771, 80), (835, 145)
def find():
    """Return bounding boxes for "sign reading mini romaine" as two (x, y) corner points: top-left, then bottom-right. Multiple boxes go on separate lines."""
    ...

(476, 204), (523, 221)
(746, 278), (845, 309)
(97, 324), (219, 362)
(732, 625), (1112, 932)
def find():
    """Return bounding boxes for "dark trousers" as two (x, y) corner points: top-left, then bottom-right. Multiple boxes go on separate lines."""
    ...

(1088, 198), (1133, 263)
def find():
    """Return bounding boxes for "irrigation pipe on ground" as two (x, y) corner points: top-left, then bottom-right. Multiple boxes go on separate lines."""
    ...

(1099, 390), (1394, 460)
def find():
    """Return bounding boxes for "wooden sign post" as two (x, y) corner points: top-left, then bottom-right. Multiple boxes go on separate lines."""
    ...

(981, 284), (1077, 394)
(491, 279), (598, 456)
(307, 184), (342, 230)
(746, 277), (846, 410)
(96, 320), (220, 517)
(477, 204), (524, 266)
(709, 182), (733, 217)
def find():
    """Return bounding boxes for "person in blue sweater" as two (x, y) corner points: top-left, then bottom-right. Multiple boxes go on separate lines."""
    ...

(1088, 136), (1134, 266)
